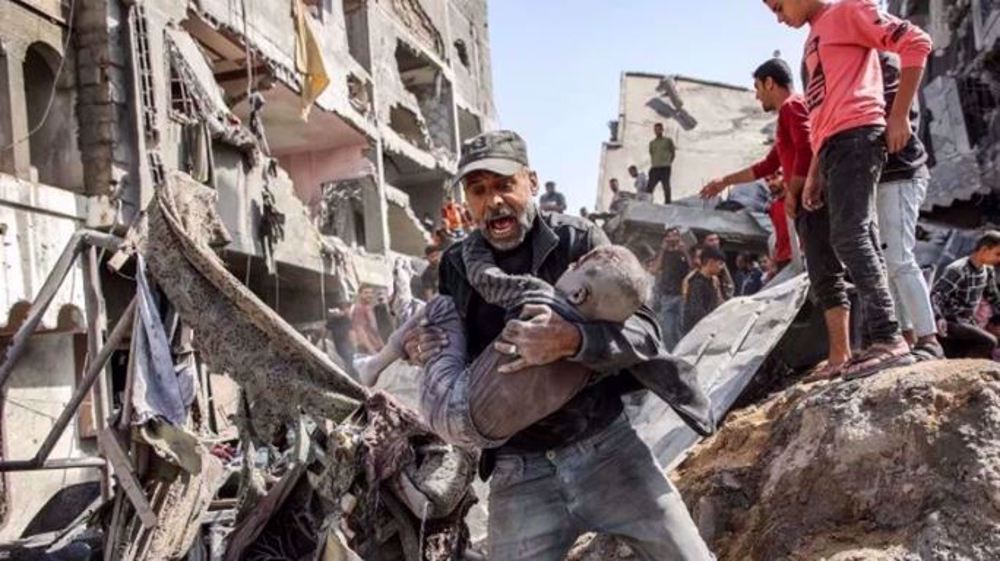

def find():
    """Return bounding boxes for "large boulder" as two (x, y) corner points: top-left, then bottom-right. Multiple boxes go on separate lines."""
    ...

(570, 360), (1000, 561)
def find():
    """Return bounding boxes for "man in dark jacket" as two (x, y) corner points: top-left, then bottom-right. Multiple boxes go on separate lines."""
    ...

(402, 130), (714, 561)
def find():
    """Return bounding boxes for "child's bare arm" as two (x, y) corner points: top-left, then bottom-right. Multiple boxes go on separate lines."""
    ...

(356, 306), (426, 386)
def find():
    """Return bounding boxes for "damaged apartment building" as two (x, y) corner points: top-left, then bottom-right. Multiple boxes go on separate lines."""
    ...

(595, 72), (777, 258)
(890, 0), (1000, 224)
(0, 0), (495, 548)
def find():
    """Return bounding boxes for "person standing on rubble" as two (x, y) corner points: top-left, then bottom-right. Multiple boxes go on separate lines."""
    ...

(649, 226), (691, 349)
(761, 0), (932, 379)
(700, 56), (850, 379)
(401, 130), (715, 561)
(647, 123), (676, 204)
(875, 52), (944, 361)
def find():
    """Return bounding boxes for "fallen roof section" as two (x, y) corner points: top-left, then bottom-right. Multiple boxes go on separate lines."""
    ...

(629, 274), (812, 469)
(605, 200), (772, 252)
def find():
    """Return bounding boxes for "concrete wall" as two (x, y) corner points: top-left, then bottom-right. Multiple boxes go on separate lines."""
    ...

(0, 332), (100, 541)
(279, 144), (374, 210)
(0, 174), (88, 330)
(597, 74), (772, 211)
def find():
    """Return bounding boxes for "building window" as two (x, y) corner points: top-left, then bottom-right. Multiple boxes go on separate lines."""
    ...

(454, 39), (470, 68)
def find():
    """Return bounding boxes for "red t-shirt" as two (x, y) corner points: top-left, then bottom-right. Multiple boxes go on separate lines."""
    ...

(750, 95), (810, 265)
(751, 94), (813, 184)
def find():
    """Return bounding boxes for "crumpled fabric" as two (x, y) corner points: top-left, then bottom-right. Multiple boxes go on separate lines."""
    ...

(361, 391), (476, 520)
(139, 171), (365, 434)
(131, 254), (192, 426)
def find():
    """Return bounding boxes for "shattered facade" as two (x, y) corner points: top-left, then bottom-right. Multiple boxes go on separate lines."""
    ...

(890, 0), (1000, 218)
(595, 73), (774, 212)
(0, 0), (494, 544)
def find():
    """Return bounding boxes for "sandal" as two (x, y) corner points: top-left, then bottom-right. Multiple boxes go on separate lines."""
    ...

(803, 360), (848, 383)
(843, 339), (915, 381)
(911, 339), (945, 363)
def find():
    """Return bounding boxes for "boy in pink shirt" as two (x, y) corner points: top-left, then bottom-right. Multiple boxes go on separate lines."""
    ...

(761, 0), (933, 378)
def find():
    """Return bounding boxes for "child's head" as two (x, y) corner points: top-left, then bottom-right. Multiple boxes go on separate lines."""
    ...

(700, 246), (727, 276)
(555, 245), (652, 323)
(761, 0), (820, 29)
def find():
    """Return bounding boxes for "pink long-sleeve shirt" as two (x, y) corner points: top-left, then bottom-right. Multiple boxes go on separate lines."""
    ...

(803, 0), (932, 152)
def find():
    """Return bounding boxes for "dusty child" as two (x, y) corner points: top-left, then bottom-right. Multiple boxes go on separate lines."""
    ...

(357, 242), (652, 446)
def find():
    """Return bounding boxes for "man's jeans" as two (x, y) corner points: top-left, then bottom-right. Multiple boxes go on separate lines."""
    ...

(657, 294), (684, 350)
(819, 126), (900, 343)
(647, 166), (672, 204)
(488, 415), (714, 561)
(876, 178), (936, 338)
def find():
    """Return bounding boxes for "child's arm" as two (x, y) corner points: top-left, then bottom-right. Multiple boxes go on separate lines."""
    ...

(356, 306), (426, 386)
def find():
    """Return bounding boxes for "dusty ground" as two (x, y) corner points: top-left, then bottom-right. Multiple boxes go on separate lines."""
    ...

(570, 359), (1000, 561)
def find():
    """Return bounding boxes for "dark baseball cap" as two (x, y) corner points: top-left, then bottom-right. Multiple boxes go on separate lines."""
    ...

(454, 130), (529, 186)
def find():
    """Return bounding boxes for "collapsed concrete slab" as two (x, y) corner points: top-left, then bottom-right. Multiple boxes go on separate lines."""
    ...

(605, 200), (772, 257)
(574, 360), (1000, 560)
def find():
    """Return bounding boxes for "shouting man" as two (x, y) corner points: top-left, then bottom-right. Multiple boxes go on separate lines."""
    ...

(404, 130), (714, 561)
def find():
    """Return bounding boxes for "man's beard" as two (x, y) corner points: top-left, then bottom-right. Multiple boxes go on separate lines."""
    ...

(481, 202), (537, 251)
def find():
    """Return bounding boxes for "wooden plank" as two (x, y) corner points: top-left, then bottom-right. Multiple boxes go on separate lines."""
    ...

(97, 428), (158, 530)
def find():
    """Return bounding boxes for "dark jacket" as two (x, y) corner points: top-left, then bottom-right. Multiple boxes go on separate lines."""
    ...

(880, 52), (929, 183)
(438, 212), (715, 438)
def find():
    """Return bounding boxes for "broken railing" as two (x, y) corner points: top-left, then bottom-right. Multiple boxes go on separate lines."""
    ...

(0, 230), (125, 492)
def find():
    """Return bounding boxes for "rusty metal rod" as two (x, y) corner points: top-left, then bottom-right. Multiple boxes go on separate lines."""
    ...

(0, 457), (108, 472)
(0, 297), (136, 473)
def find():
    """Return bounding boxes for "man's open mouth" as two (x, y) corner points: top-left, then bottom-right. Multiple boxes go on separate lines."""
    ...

(487, 216), (518, 237)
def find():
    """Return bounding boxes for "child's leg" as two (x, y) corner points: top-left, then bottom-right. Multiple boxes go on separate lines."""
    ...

(821, 127), (901, 345)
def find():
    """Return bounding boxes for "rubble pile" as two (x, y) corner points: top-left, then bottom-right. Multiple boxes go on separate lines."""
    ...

(572, 360), (1000, 561)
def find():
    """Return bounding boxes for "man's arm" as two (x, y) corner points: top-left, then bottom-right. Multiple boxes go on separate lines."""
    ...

(786, 99), (813, 218)
(986, 267), (1000, 312)
(930, 265), (962, 321)
(847, 1), (932, 153)
(719, 265), (735, 300)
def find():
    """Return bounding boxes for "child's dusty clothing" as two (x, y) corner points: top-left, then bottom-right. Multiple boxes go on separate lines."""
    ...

(462, 229), (555, 308)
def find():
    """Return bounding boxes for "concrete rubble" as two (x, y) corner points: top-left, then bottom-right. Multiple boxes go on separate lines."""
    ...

(571, 360), (1000, 561)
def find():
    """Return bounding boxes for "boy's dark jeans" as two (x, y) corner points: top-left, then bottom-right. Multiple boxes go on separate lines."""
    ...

(796, 205), (848, 312)
(819, 125), (900, 344)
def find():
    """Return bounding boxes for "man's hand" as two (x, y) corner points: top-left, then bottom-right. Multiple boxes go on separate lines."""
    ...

(887, 112), (912, 154)
(785, 194), (799, 220)
(936, 318), (948, 338)
(700, 178), (727, 199)
(402, 322), (448, 367)
(495, 304), (581, 374)
(802, 172), (824, 212)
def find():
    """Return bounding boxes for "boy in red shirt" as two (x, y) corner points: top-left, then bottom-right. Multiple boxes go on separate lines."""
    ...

(762, 0), (932, 378)
(702, 58), (853, 377)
